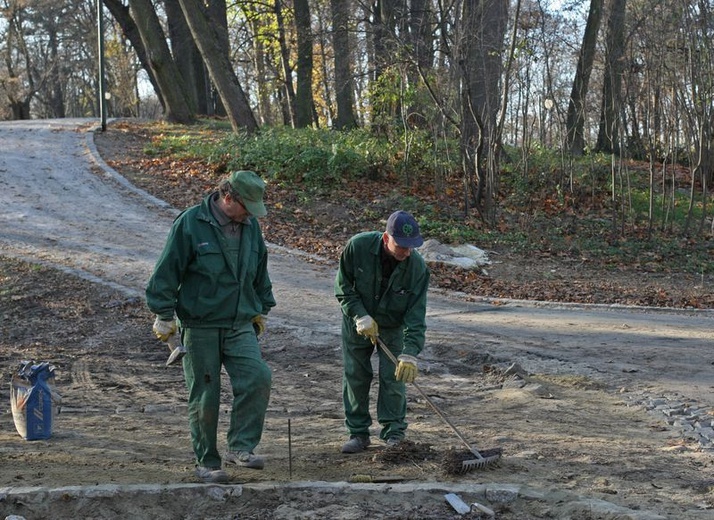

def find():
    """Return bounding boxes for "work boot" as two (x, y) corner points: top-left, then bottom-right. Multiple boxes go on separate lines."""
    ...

(195, 466), (229, 483)
(225, 450), (265, 470)
(385, 436), (403, 447)
(341, 435), (370, 454)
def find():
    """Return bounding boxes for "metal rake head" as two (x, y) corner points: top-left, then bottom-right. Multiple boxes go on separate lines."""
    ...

(445, 447), (503, 474)
(459, 452), (502, 473)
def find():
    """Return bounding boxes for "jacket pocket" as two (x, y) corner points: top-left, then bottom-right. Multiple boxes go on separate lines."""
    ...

(385, 286), (411, 315)
(195, 242), (225, 275)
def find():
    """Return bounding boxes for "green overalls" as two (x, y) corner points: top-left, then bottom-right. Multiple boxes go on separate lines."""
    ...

(334, 231), (429, 441)
(146, 192), (275, 468)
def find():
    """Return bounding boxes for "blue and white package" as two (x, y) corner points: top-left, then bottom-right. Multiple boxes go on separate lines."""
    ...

(10, 361), (62, 440)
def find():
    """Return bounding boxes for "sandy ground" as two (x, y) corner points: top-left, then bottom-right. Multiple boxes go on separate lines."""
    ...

(0, 119), (713, 519)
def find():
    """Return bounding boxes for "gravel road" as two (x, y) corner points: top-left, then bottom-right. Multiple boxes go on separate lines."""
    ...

(1, 119), (711, 405)
(1, 118), (713, 519)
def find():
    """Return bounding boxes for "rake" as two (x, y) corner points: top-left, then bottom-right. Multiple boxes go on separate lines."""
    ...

(375, 336), (502, 472)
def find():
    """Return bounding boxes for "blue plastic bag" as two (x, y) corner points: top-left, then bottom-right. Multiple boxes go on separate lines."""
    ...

(10, 361), (62, 440)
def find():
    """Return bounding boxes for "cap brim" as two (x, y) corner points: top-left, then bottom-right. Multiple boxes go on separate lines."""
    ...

(243, 200), (267, 217)
(393, 235), (423, 248)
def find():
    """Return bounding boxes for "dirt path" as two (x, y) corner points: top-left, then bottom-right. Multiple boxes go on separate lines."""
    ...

(1, 119), (713, 519)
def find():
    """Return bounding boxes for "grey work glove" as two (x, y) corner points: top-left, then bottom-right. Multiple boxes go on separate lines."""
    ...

(395, 354), (418, 383)
(152, 316), (177, 342)
(355, 315), (379, 343)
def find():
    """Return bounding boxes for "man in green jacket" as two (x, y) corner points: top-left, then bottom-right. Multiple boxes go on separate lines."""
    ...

(334, 210), (430, 454)
(146, 170), (276, 483)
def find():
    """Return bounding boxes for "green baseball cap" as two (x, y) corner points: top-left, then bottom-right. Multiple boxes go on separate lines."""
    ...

(229, 170), (267, 217)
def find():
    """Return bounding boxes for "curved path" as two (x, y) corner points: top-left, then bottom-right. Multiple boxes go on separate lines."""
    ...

(1, 118), (712, 407)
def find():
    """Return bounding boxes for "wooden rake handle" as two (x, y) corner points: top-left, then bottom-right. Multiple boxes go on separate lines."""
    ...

(374, 336), (483, 459)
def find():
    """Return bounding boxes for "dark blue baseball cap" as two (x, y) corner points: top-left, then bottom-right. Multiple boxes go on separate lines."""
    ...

(386, 210), (423, 248)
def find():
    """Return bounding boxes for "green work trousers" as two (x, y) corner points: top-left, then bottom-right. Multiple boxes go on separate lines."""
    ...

(182, 325), (271, 468)
(341, 324), (407, 441)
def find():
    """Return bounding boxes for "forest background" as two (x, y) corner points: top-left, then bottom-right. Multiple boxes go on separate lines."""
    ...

(1, 0), (713, 287)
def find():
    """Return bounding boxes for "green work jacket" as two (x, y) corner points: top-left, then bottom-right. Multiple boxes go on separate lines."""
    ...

(334, 231), (429, 357)
(146, 192), (275, 329)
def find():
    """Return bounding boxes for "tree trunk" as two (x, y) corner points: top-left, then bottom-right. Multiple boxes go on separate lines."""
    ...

(404, 0), (433, 127)
(164, 0), (210, 115)
(205, 0), (230, 117)
(409, 0), (432, 72)
(565, 0), (604, 156)
(294, 0), (316, 127)
(247, 15), (273, 126)
(458, 0), (508, 219)
(104, 0), (164, 110)
(128, 0), (195, 123)
(3, 1), (36, 120)
(331, 0), (357, 129)
(9, 99), (31, 120)
(47, 25), (66, 118)
(370, 0), (399, 132)
(177, 0), (258, 133)
(274, 0), (296, 127)
(597, 0), (627, 153)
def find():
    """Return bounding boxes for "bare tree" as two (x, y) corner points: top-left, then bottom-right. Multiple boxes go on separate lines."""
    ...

(239, 3), (275, 126)
(274, 0), (297, 126)
(370, 0), (400, 130)
(294, 0), (317, 127)
(457, 0), (509, 220)
(565, 0), (604, 156)
(596, 0), (627, 153)
(1, 0), (43, 118)
(330, 0), (357, 129)
(129, 0), (195, 123)
(177, 0), (258, 132)
(104, 0), (164, 111)
(164, 0), (211, 115)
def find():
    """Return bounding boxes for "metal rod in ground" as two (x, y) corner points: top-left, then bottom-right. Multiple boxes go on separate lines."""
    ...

(288, 418), (292, 479)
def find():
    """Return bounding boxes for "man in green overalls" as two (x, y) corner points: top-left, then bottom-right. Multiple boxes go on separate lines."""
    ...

(335, 210), (429, 453)
(146, 170), (275, 483)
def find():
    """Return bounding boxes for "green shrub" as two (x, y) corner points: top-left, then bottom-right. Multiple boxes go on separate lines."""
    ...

(223, 127), (402, 191)
(142, 121), (712, 275)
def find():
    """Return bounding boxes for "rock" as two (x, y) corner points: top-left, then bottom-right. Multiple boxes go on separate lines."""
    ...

(418, 239), (491, 270)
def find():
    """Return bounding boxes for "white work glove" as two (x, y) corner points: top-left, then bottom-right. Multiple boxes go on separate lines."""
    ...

(252, 315), (267, 336)
(355, 315), (379, 342)
(152, 316), (177, 342)
(395, 354), (418, 383)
